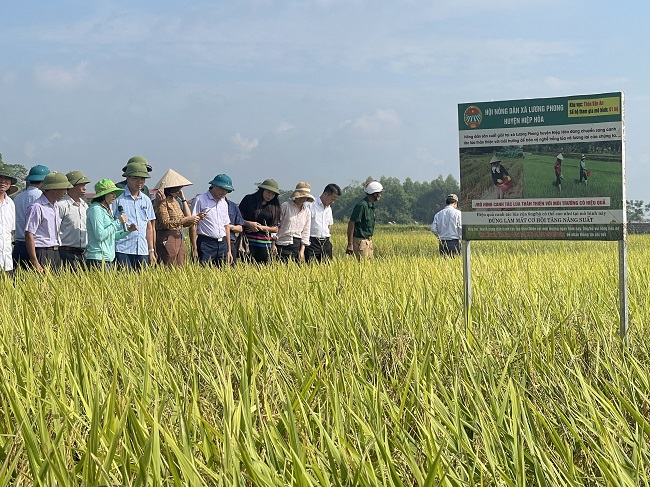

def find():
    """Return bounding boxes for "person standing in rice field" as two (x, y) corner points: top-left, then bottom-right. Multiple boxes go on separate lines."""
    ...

(579, 154), (588, 185)
(86, 179), (135, 269)
(275, 182), (314, 262)
(238, 179), (281, 264)
(56, 170), (91, 268)
(0, 164), (19, 276)
(24, 172), (73, 272)
(305, 183), (341, 263)
(12, 164), (50, 269)
(112, 161), (157, 269)
(489, 156), (511, 199)
(554, 153), (563, 191)
(430, 193), (462, 257)
(346, 180), (383, 260)
(152, 169), (201, 266)
(190, 174), (234, 266)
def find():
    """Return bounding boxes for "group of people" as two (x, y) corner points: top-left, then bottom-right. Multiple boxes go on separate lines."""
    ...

(0, 156), (390, 275)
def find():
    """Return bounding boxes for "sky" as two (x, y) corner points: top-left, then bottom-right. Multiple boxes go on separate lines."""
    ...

(1, 0), (648, 203)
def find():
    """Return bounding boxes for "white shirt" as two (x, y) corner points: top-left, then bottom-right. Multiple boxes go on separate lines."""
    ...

(14, 185), (42, 241)
(430, 204), (462, 240)
(0, 195), (15, 271)
(309, 197), (334, 238)
(276, 201), (311, 246)
(57, 194), (89, 248)
(191, 191), (229, 238)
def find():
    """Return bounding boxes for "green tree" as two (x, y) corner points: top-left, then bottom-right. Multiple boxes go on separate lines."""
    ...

(0, 152), (28, 193)
(626, 200), (650, 222)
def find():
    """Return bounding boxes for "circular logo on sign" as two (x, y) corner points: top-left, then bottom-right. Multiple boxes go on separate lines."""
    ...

(463, 105), (482, 128)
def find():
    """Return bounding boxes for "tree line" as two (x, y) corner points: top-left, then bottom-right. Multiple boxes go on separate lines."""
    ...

(3, 152), (648, 223)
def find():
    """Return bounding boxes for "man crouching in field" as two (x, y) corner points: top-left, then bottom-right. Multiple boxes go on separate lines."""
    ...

(346, 180), (383, 260)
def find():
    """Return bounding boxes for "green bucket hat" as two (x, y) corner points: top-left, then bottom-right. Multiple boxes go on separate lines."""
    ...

(0, 165), (18, 185)
(93, 179), (124, 200)
(122, 162), (151, 178)
(25, 164), (51, 182)
(122, 156), (153, 173)
(66, 170), (91, 186)
(257, 178), (280, 194)
(210, 174), (234, 192)
(41, 172), (74, 190)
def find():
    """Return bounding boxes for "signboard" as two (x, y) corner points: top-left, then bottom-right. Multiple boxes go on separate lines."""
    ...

(458, 92), (624, 240)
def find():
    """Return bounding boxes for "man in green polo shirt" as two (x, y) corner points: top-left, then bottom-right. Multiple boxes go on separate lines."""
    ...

(346, 180), (383, 260)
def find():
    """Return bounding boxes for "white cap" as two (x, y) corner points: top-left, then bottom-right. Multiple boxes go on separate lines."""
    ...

(364, 181), (383, 194)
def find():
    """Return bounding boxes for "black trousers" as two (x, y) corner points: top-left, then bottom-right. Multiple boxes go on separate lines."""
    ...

(35, 247), (62, 270)
(277, 237), (302, 262)
(12, 240), (30, 269)
(305, 237), (332, 263)
(439, 239), (461, 257)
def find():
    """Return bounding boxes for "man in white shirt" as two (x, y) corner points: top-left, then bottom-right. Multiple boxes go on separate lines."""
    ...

(0, 165), (18, 275)
(190, 174), (232, 266)
(305, 183), (340, 263)
(57, 170), (90, 268)
(430, 193), (462, 257)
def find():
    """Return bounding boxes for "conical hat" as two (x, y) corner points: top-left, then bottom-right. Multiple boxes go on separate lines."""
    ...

(153, 169), (193, 190)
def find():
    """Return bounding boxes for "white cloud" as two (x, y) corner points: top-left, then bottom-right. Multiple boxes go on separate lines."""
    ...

(232, 132), (259, 153)
(275, 122), (295, 134)
(350, 109), (401, 136)
(33, 62), (89, 89)
(44, 132), (62, 147)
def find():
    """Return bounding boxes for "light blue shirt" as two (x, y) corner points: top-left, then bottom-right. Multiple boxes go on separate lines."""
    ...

(112, 186), (155, 255)
(14, 185), (42, 241)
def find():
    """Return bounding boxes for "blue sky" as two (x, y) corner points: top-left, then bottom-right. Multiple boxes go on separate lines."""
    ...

(1, 0), (648, 202)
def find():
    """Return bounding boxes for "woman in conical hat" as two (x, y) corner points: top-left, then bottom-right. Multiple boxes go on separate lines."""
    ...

(152, 169), (201, 266)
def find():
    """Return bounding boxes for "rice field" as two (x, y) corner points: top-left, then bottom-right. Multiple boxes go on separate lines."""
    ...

(1, 226), (649, 486)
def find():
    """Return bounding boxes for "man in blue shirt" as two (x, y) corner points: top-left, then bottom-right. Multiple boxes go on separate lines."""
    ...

(13, 164), (50, 269)
(112, 161), (156, 269)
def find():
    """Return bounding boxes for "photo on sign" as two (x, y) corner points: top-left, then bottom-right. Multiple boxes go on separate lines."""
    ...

(459, 141), (622, 212)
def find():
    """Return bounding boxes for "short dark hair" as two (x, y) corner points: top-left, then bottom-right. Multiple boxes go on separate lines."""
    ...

(446, 196), (457, 205)
(323, 183), (341, 196)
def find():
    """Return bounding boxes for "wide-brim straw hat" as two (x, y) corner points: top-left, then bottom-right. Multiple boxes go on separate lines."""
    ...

(257, 179), (280, 194)
(489, 156), (502, 164)
(153, 169), (193, 190)
(93, 179), (125, 199)
(291, 182), (316, 201)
